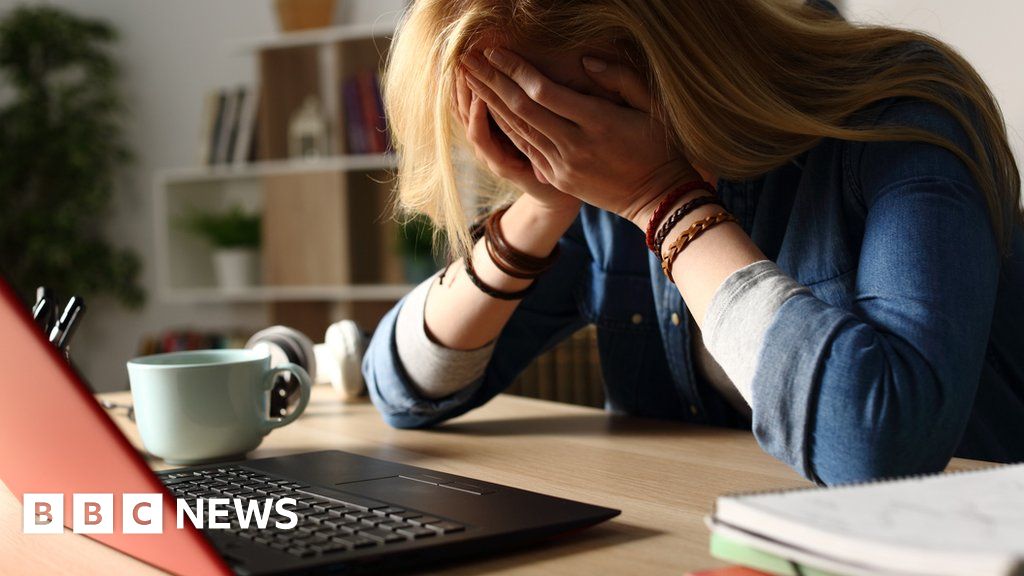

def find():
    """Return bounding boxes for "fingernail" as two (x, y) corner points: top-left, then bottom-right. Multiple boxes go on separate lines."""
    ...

(463, 52), (485, 71)
(485, 47), (511, 67)
(582, 56), (607, 72)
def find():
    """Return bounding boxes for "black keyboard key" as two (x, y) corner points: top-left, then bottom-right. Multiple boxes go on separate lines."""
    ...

(308, 512), (333, 523)
(344, 511), (377, 522)
(360, 516), (388, 527)
(333, 534), (377, 549)
(321, 518), (349, 530)
(426, 520), (466, 534)
(376, 506), (405, 515)
(408, 516), (442, 526)
(360, 528), (405, 543)
(396, 526), (436, 539)
(161, 475), (196, 486)
(313, 541), (349, 554)
(287, 547), (316, 558)
(378, 521), (411, 531)
(269, 541), (290, 551)
(390, 511), (422, 521)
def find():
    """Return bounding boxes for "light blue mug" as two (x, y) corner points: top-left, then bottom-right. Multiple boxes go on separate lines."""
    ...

(126, 349), (311, 465)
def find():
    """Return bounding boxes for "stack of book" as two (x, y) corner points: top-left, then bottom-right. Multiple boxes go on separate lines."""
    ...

(199, 85), (260, 166)
(341, 70), (388, 154)
(698, 464), (1024, 576)
(507, 325), (605, 408)
(136, 329), (251, 356)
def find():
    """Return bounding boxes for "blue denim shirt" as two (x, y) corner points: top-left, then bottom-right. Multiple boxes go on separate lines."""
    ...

(363, 96), (1024, 486)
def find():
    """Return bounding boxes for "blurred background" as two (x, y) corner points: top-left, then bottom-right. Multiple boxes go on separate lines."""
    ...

(0, 0), (1020, 400)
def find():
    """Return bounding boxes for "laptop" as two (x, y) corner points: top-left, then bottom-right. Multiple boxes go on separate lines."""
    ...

(0, 279), (619, 575)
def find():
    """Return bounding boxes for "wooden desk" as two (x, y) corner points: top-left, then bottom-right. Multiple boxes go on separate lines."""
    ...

(0, 386), (984, 575)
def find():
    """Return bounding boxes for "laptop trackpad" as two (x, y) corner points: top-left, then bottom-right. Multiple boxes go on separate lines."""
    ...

(338, 476), (496, 519)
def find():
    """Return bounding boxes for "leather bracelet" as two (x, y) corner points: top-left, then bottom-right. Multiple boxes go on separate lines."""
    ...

(464, 257), (535, 300)
(484, 206), (559, 278)
(654, 195), (721, 254)
(644, 180), (716, 252)
(660, 212), (739, 283)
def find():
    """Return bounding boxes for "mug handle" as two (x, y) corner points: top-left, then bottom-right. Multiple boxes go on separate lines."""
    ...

(258, 362), (312, 433)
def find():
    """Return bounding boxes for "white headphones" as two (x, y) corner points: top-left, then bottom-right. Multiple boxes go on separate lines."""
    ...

(246, 321), (367, 412)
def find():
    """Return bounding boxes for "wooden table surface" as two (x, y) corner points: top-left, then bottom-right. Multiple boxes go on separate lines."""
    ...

(0, 385), (984, 575)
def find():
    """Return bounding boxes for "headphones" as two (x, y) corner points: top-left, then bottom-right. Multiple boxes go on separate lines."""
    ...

(246, 321), (367, 417)
(246, 326), (317, 418)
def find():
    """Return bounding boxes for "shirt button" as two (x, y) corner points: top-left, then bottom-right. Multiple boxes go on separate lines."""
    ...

(631, 313), (643, 325)
(671, 313), (681, 326)
(689, 404), (699, 416)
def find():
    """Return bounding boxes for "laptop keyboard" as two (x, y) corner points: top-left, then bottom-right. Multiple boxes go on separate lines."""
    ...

(159, 466), (466, 560)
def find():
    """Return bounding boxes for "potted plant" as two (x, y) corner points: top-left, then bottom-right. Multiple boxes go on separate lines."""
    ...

(179, 206), (262, 290)
(397, 214), (444, 283)
(0, 6), (143, 307)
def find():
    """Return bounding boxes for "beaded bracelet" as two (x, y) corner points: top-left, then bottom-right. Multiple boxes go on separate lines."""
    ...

(644, 180), (716, 252)
(660, 212), (739, 283)
(654, 195), (721, 254)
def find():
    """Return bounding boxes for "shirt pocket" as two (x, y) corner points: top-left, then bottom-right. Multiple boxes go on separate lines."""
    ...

(577, 267), (660, 414)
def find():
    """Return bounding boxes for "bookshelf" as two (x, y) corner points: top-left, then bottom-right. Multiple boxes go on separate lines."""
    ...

(154, 19), (414, 338)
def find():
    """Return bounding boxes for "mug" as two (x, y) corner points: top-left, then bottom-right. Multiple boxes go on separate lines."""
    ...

(126, 349), (311, 464)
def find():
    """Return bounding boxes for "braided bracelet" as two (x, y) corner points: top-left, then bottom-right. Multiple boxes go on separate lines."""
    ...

(654, 195), (721, 254)
(660, 212), (739, 283)
(464, 257), (535, 300)
(644, 180), (716, 252)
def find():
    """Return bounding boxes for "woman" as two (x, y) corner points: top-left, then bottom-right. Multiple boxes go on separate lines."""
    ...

(363, 0), (1024, 485)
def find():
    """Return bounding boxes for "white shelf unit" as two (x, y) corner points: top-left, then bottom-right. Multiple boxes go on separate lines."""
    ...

(153, 8), (418, 314)
(230, 19), (398, 52)
(153, 157), (413, 305)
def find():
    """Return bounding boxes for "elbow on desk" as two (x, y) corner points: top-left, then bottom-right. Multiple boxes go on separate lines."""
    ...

(801, 353), (968, 486)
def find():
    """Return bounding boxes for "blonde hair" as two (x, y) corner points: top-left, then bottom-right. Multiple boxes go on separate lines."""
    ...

(383, 0), (1022, 258)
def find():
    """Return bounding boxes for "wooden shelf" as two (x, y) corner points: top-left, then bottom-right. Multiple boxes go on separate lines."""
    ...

(231, 20), (398, 52)
(159, 155), (396, 184)
(159, 284), (415, 304)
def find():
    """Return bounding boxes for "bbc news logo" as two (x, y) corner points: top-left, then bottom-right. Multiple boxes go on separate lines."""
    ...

(23, 493), (297, 534)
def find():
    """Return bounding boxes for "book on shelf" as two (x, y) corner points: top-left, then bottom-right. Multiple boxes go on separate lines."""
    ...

(213, 86), (241, 164)
(233, 84), (260, 164)
(341, 70), (389, 155)
(199, 85), (260, 166)
(137, 329), (251, 356)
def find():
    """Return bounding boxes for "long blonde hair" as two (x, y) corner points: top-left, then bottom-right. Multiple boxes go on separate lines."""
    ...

(383, 0), (1022, 258)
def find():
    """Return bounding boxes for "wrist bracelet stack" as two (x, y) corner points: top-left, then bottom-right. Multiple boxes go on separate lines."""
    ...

(645, 180), (737, 284)
(463, 206), (559, 300)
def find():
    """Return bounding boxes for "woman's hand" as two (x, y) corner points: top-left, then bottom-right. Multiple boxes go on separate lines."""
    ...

(461, 49), (700, 228)
(453, 70), (581, 218)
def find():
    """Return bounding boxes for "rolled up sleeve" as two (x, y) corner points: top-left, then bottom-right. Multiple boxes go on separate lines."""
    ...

(753, 168), (1000, 485)
(363, 218), (589, 429)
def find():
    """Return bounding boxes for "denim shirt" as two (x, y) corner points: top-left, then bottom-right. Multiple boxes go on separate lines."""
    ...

(363, 97), (1024, 486)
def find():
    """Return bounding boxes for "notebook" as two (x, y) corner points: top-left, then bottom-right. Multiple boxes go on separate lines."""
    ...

(711, 464), (1024, 576)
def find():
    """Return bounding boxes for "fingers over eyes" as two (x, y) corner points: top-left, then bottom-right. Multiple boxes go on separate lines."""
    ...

(482, 48), (599, 124)
(462, 51), (576, 144)
(464, 69), (560, 162)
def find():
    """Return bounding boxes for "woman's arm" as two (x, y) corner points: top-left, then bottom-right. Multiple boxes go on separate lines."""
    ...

(363, 71), (587, 423)
(464, 49), (1001, 483)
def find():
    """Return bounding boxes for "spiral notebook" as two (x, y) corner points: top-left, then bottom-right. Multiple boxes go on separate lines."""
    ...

(710, 464), (1024, 576)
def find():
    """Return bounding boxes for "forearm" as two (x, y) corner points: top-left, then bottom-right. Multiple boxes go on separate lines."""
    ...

(425, 194), (578, 350)
(640, 188), (767, 329)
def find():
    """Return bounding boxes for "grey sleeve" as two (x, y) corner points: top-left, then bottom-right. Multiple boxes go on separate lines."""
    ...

(702, 260), (810, 405)
(394, 273), (496, 400)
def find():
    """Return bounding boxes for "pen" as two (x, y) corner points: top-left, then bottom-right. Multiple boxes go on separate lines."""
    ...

(32, 287), (57, 333)
(49, 296), (86, 351)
